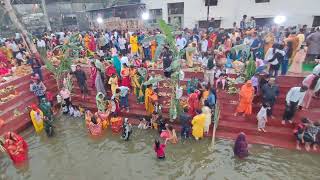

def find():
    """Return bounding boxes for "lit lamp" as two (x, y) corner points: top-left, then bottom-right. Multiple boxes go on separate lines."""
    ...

(274, 15), (286, 25)
(141, 12), (149, 20)
(97, 17), (103, 24)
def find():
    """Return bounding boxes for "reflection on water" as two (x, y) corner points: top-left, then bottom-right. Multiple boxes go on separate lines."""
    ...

(1, 116), (319, 180)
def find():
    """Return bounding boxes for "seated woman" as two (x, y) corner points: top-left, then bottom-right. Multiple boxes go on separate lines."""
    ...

(293, 118), (310, 150)
(95, 110), (110, 129)
(160, 124), (178, 144)
(303, 121), (320, 151)
(85, 110), (93, 128)
(29, 104), (44, 133)
(2, 132), (28, 165)
(88, 115), (102, 136)
(233, 132), (249, 159)
(110, 113), (123, 133)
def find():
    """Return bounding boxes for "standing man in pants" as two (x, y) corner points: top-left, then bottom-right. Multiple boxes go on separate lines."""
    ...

(282, 86), (308, 125)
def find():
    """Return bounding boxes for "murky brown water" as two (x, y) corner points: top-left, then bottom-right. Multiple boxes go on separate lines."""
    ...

(1, 116), (319, 180)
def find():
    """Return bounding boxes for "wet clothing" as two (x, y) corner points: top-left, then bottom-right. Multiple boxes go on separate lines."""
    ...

(154, 144), (166, 159)
(180, 113), (192, 138)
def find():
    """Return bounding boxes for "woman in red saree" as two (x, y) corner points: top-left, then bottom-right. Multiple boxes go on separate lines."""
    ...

(3, 132), (28, 165)
(88, 35), (96, 52)
(90, 62), (97, 88)
(188, 90), (201, 117)
(234, 80), (255, 117)
(121, 64), (131, 88)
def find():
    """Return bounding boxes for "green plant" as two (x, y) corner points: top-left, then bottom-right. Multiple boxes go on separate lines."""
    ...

(142, 20), (185, 121)
(41, 34), (82, 90)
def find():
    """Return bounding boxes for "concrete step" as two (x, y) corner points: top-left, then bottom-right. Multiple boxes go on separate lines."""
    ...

(217, 120), (294, 141)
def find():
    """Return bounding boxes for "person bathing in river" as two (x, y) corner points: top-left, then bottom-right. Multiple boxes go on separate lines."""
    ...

(30, 104), (44, 133)
(160, 124), (178, 144)
(153, 139), (166, 160)
(121, 118), (133, 141)
(88, 115), (102, 136)
(202, 106), (212, 135)
(191, 110), (206, 140)
(180, 107), (192, 139)
(234, 132), (249, 159)
(2, 132), (28, 165)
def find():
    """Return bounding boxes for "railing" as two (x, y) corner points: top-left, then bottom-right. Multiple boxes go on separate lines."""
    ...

(211, 100), (220, 147)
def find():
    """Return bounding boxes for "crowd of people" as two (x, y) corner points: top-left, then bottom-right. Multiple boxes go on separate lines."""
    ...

(1, 15), (320, 164)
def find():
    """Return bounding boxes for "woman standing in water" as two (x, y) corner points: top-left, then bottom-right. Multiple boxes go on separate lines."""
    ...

(233, 132), (249, 159)
(1, 132), (28, 165)
(153, 139), (166, 160)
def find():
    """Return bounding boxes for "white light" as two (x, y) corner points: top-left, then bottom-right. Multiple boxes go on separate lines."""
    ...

(274, 16), (286, 25)
(141, 12), (149, 20)
(97, 17), (103, 24)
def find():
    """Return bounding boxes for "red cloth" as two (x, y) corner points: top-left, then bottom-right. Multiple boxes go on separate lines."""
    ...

(88, 36), (96, 52)
(188, 92), (200, 117)
(90, 67), (97, 87)
(208, 33), (217, 49)
(4, 132), (28, 164)
(111, 118), (123, 133)
(121, 76), (131, 87)
(106, 66), (117, 77)
(153, 144), (166, 158)
(46, 91), (54, 102)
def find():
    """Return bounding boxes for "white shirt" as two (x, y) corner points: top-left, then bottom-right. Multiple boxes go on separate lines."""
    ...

(16, 52), (23, 60)
(37, 40), (46, 48)
(176, 37), (187, 51)
(104, 33), (110, 43)
(120, 56), (129, 66)
(312, 64), (320, 75)
(265, 48), (285, 65)
(118, 38), (126, 50)
(286, 87), (306, 104)
(200, 39), (208, 53)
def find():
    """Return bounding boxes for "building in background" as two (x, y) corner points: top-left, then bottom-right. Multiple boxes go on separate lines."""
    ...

(142, 0), (320, 29)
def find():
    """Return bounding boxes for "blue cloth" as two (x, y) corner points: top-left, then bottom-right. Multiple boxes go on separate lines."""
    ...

(120, 95), (129, 108)
(281, 56), (289, 75)
(207, 93), (216, 107)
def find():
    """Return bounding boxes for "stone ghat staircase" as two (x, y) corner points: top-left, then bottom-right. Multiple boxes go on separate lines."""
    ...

(217, 75), (320, 149)
(0, 69), (58, 135)
(71, 66), (320, 150)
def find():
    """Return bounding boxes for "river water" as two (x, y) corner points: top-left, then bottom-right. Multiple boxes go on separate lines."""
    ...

(1, 116), (319, 180)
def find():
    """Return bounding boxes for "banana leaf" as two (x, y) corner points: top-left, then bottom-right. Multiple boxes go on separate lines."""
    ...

(143, 76), (163, 86)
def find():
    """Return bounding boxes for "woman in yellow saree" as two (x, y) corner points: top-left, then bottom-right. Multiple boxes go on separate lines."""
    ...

(130, 34), (138, 55)
(30, 104), (44, 133)
(84, 34), (90, 50)
(151, 40), (157, 60)
(145, 84), (155, 115)
(191, 113), (206, 140)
